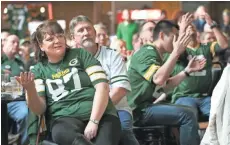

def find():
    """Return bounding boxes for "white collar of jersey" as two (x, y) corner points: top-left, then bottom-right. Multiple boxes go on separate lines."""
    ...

(94, 44), (102, 58)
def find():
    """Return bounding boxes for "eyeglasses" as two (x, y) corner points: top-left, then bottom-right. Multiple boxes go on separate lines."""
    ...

(44, 34), (65, 42)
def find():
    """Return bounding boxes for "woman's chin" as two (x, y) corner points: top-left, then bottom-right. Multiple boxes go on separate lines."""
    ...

(55, 47), (66, 55)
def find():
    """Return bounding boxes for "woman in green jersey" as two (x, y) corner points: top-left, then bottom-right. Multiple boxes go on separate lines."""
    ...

(15, 20), (121, 145)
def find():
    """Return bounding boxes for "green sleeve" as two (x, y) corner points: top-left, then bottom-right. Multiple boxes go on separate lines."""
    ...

(134, 23), (139, 34)
(15, 57), (25, 71)
(116, 23), (122, 39)
(132, 45), (161, 82)
(79, 48), (108, 86)
(30, 64), (46, 97)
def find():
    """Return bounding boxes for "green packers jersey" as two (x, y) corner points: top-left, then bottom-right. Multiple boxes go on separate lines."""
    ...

(171, 42), (221, 103)
(7, 4), (29, 39)
(1, 54), (24, 79)
(31, 48), (117, 122)
(127, 45), (162, 120)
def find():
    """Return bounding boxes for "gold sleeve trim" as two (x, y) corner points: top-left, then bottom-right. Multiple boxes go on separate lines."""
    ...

(143, 64), (160, 81)
(210, 41), (218, 57)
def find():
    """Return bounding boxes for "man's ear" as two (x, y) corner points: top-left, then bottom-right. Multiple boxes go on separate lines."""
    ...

(71, 34), (75, 41)
(159, 32), (164, 41)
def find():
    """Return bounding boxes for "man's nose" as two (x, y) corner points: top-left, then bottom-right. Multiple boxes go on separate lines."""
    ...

(83, 28), (89, 36)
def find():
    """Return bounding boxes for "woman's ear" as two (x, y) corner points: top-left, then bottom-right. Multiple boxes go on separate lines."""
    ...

(39, 44), (45, 51)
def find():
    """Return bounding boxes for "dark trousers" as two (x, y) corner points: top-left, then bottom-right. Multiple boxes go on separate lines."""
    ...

(51, 114), (121, 145)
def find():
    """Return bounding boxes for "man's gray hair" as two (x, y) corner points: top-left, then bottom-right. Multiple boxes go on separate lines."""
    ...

(69, 15), (93, 34)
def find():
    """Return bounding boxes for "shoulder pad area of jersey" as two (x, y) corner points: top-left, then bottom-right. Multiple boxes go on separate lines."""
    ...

(101, 46), (116, 51)
(144, 45), (154, 50)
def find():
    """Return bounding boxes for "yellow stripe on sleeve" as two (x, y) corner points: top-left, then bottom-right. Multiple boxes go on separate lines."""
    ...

(210, 41), (218, 57)
(90, 73), (107, 82)
(143, 64), (160, 81)
(86, 65), (104, 76)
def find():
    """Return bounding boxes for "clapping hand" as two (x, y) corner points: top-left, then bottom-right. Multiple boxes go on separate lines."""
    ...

(178, 13), (194, 33)
(185, 57), (206, 73)
(15, 72), (35, 90)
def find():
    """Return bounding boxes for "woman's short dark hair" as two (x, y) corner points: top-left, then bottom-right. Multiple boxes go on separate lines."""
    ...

(31, 20), (65, 62)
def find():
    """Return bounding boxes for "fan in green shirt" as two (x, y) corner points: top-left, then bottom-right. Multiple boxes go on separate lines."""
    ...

(31, 48), (117, 121)
(7, 4), (29, 39)
(170, 14), (229, 118)
(1, 34), (28, 145)
(1, 35), (25, 79)
(116, 9), (139, 50)
(18, 20), (119, 145)
(127, 18), (206, 145)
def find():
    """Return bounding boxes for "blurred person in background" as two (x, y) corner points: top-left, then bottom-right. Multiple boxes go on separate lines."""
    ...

(1, 35), (28, 145)
(220, 9), (230, 36)
(70, 15), (139, 145)
(200, 32), (216, 44)
(5, 4), (30, 39)
(94, 23), (110, 47)
(65, 32), (75, 48)
(139, 21), (156, 44)
(117, 9), (139, 51)
(172, 10), (186, 24)
(117, 39), (128, 62)
(126, 33), (143, 69)
(1, 31), (10, 54)
(1, 31), (10, 48)
(160, 10), (168, 20)
(171, 13), (228, 119)
(132, 33), (142, 53)
(193, 5), (208, 32)
(19, 38), (36, 71)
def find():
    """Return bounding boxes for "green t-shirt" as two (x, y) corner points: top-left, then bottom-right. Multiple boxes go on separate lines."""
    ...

(31, 48), (117, 122)
(7, 4), (29, 39)
(127, 45), (162, 121)
(1, 54), (24, 79)
(171, 42), (221, 103)
(116, 22), (139, 50)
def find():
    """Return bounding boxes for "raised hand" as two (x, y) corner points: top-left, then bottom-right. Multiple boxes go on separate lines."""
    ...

(178, 13), (194, 33)
(204, 13), (213, 25)
(172, 31), (192, 55)
(185, 57), (206, 73)
(15, 72), (35, 90)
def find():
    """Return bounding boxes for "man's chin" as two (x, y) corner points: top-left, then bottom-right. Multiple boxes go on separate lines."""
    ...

(82, 41), (95, 48)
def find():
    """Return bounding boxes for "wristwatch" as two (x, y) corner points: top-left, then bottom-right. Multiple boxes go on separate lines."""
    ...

(183, 69), (190, 77)
(210, 21), (217, 29)
(90, 119), (99, 125)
